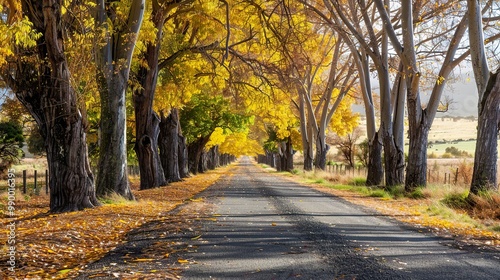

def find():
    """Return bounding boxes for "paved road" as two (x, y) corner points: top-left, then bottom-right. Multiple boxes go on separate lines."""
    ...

(181, 157), (500, 279)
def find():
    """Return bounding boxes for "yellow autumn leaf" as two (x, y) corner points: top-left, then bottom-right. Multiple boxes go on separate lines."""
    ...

(131, 258), (155, 262)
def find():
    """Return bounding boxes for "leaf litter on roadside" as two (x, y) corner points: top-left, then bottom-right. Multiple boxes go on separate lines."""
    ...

(0, 168), (228, 279)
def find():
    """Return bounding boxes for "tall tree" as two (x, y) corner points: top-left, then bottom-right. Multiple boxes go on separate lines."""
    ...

(325, 0), (405, 186)
(180, 93), (250, 174)
(95, 0), (145, 198)
(137, 0), (228, 184)
(1, 0), (100, 212)
(311, 2), (383, 184)
(467, 0), (500, 194)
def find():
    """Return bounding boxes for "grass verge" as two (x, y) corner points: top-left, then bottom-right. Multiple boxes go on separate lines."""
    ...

(267, 166), (500, 249)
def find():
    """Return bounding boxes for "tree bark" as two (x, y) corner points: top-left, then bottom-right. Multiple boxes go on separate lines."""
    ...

(188, 137), (210, 174)
(314, 134), (329, 170)
(159, 109), (182, 183)
(366, 133), (383, 186)
(95, 0), (144, 199)
(134, 110), (166, 190)
(7, 0), (100, 212)
(178, 134), (190, 178)
(133, 3), (168, 190)
(467, 0), (499, 195)
(405, 114), (429, 190)
(470, 71), (500, 194)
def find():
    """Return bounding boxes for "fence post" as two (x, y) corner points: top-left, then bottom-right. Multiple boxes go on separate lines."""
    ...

(454, 168), (459, 185)
(23, 170), (26, 194)
(34, 170), (37, 192)
(45, 169), (49, 194)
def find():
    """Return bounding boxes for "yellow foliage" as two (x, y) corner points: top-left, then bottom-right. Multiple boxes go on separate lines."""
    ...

(328, 91), (360, 136)
(219, 131), (264, 156)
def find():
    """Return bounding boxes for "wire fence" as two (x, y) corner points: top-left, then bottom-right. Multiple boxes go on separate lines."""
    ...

(12, 165), (142, 196)
(295, 163), (472, 186)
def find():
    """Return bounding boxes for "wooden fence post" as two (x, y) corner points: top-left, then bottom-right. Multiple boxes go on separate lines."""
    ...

(454, 168), (459, 185)
(45, 169), (49, 194)
(34, 170), (37, 193)
(23, 170), (26, 194)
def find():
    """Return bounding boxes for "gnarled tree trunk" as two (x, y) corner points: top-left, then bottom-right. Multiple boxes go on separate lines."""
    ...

(188, 137), (210, 174)
(7, 0), (100, 212)
(470, 71), (500, 194)
(159, 109), (182, 183)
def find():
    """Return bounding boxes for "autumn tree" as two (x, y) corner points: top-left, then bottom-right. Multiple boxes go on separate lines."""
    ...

(180, 93), (250, 174)
(95, 0), (145, 198)
(0, 0), (100, 212)
(233, 1), (358, 171)
(133, 0), (229, 186)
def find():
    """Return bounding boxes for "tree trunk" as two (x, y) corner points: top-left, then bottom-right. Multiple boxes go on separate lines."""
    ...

(9, 0), (100, 212)
(134, 110), (166, 190)
(178, 134), (190, 178)
(470, 71), (500, 194)
(188, 137), (210, 174)
(382, 129), (404, 187)
(132, 4), (168, 190)
(314, 134), (329, 170)
(159, 109), (181, 183)
(366, 133), (384, 186)
(207, 146), (219, 170)
(95, 0), (144, 199)
(286, 137), (294, 171)
(95, 73), (133, 199)
(405, 116), (429, 191)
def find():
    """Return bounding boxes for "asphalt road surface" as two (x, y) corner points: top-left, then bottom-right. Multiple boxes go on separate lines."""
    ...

(180, 157), (500, 280)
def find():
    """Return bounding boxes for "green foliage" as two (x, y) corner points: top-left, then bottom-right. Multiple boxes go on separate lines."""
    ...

(407, 188), (427, 199)
(442, 192), (470, 209)
(314, 178), (326, 184)
(369, 189), (390, 198)
(27, 126), (45, 156)
(180, 93), (250, 144)
(444, 146), (471, 157)
(348, 177), (367, 186)
(0, 121), (24, 174)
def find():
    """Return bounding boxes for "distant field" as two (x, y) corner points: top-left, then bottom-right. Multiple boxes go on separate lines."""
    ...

(356, 117), (484, 157)
(428, 117), (477, 142)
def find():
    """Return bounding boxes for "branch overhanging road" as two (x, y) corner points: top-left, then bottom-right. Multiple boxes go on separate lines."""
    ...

(181, 157), (499, 279)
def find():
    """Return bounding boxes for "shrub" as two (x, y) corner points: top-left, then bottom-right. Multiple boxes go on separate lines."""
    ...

(369, 189), (388, 198)
(457, 159), (473, 185)
(349, 177), (367, 186)
(442, 192), (470, 210)
(468, 191), (500, 220)
(407, 188), (427, 199)
(441, 153), (452, 159)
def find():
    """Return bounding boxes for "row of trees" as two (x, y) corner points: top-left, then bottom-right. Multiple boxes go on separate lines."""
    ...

(0, 0), (499, 212)
(254, 0), (500, 197)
